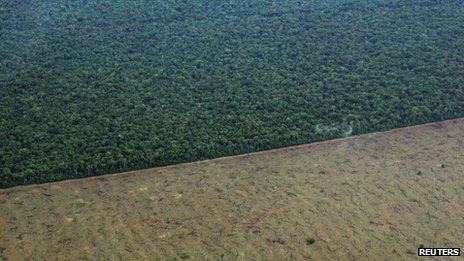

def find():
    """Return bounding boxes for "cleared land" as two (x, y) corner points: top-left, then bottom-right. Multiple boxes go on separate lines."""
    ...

(1, 119), (463, 260)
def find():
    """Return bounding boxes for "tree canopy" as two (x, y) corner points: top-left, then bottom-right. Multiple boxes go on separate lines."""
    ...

(1, 0), (463, 187)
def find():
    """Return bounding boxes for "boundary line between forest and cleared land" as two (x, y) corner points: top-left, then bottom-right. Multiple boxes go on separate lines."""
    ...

(1, 117), (462, 192)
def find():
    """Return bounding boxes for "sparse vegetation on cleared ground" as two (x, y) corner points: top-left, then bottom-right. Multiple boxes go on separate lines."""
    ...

(2, 0), (464, 187)
(1, 119), (463, 260)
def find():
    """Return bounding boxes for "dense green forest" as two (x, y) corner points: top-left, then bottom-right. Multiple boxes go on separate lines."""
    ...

(1, 0), (463, 187)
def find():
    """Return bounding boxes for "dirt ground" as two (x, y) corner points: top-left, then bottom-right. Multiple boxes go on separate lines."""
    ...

(1, 119), (463, 260)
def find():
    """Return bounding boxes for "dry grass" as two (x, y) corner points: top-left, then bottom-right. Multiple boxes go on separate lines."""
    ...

(1, 119), (463, 260)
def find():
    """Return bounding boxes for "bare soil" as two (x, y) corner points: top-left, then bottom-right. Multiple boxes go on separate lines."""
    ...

(1, 119), (463, 260)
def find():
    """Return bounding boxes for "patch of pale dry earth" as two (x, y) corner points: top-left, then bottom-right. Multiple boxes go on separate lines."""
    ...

(1, 119), (463, 260)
